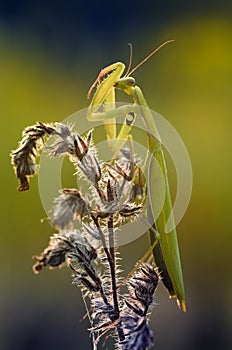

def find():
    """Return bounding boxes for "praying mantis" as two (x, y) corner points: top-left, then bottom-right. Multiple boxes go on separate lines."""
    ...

(87, 41), (186, 312)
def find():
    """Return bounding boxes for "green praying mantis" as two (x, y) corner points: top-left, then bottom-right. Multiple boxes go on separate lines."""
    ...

(87, 40), (186, 312)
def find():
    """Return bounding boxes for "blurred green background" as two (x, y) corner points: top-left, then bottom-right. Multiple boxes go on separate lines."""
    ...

(1, 1), (232, 349)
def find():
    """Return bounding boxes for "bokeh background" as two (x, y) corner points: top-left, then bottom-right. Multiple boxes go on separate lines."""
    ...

(1, 1), (232, 349)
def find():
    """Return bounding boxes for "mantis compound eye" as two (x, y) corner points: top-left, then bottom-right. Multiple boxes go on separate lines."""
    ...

(115, 77), (136, 89)
(125, 77), (136, 86)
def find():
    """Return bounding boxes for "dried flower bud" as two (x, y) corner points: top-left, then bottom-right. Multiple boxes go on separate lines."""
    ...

(140, 263), (159, 294)
(74, 132), (101, 184)
(11, 138), (37, 191)
(118, 204), (142, 217)
(26, 122), (55, 137)
(32, 230), (79, 274)
(78, 151), (101, 184)
(72, 240), (98, 264)
(116, 148), (146, 203)
(11, 122), (55, 191)
(91, 297), (115, 322)
(47, 123), (76, 156)
(82, 223), (101, 241)
(51, 188), (90, 229)
(73, 272), (100, 293)
(120, 316), (154, 350)
(94, 176), (142, 219)
(129, 280), (154, 307)
(47, 126), (101, 185)
(129, 263), (159, 308)
(124, 300), (144, 317)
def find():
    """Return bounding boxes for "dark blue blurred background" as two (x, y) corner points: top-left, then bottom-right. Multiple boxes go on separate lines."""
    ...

(1, 1), (232, 349)
(1, 0), (231, 65)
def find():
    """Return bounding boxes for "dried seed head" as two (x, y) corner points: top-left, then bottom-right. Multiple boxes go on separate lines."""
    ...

(118, 204), (142, 217)
(11, 122), (55, 191)
(74, 132), (101, 184)
(71, 239), (98, 265)
(47, 126), (101, 184)
(46, 122), (83, 157)
(73, 272), (100, 293)
(32, 230), (79, 274)
(129, 280), (154, 307)
(11, 138), (37, 191)
(91, 297), (116, 326)
(78, 151), (101, 184)
(52, 188), (90, 229)
(120, 262), (159, 348)
(120, 317), (154, 350)
(93, 175), (142, 220)
(124, 299), (144, 317)
(82, 223), (101, 241)
(117, 148), (146, 203)
(128, 263), (159, 308)
(27, 122), (55, 137)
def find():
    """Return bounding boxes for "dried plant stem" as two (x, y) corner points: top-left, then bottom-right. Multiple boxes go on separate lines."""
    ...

(82, 296), (98, 350)
(108, 215), (125, 342)
(92, 213), (125, 342)
(90, 215), (112, 308)
(91, 215), (111, 264)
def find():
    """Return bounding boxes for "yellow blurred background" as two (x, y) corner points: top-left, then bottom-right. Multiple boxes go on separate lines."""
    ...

(1, 2), (232, 349)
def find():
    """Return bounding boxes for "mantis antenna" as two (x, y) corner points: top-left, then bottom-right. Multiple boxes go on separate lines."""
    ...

(126, 39), (174, 77)
(124, 42), (133, 77)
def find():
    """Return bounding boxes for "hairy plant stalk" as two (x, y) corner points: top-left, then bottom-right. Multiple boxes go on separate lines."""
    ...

(108, 215), (125, 342)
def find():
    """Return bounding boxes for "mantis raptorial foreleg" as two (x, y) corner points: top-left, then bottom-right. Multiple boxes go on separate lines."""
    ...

(87, 62), (141, 154)
(87, 62), (133, 143)
(87, 42), (186, 311)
